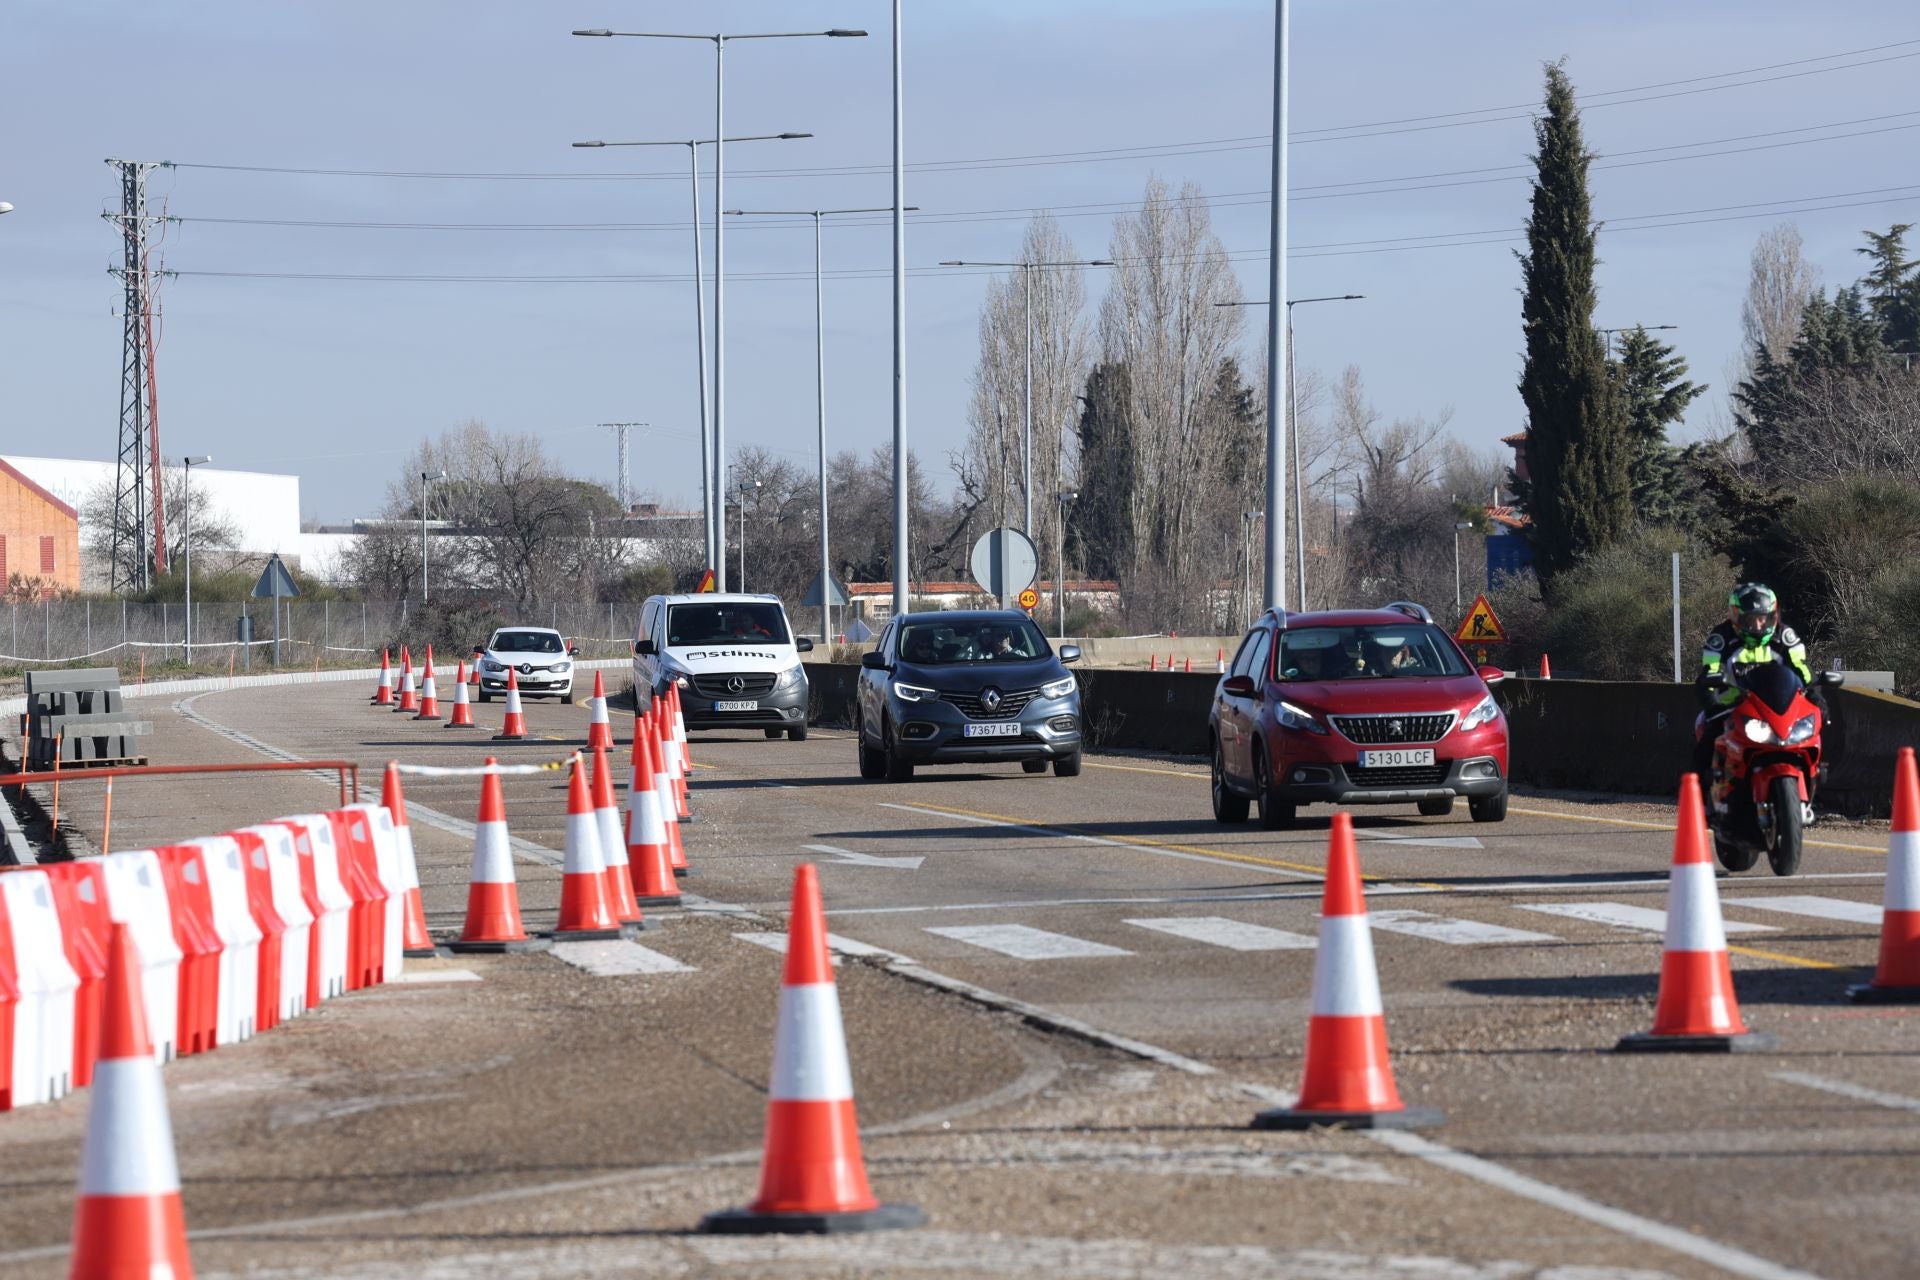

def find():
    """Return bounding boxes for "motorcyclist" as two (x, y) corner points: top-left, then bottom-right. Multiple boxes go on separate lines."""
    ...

(1691, 582), (1824, 810)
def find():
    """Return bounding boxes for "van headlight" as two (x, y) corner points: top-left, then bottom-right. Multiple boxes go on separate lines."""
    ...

(1459, 694), (1500, 732)
(1041, 674), (1076, 699)
(775, 662), (807, 691)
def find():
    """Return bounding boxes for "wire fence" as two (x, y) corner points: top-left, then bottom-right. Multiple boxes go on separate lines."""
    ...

(0, 599), (640, 672)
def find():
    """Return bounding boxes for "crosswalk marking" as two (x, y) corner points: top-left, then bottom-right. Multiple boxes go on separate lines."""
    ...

(1124, 916), (1317, 952)
(1517, 902), (1778, 934)
(925, 924), (1133, 960)
(1368, 909), (1559, 946)
(392, 968), (481, 984)
(733, 931), (909, 964)
(549, 939), (695, 976)
(1724, 895), (1882, 925)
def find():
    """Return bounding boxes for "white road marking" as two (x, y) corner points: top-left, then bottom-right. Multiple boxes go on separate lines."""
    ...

(925, 923), (1133, 960)
(1724, 895), (1882, 925)
(390, 969), (481, 984)
(733, 931), (910, 964)
(548, 939), (694, 976)
(1517, 902), (1779, 934)
(1368, 909), (1559, 946)
(804, 841), (925, 870)
(1124, 916), (1317, 951)
(1358, 830), (1486, 850)
(1773, 1070), (1920, 1115)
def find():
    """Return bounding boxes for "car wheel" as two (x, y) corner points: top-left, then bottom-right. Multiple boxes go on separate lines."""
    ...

(1053, 752), (1082, 778)
(764, 728), (784, 739)
(787, 725), (808, 743)
(883, 720), (915, 783)
(1417, 797), (1453, 817)
(1254, 745), (1295, 830)
(1211, 737), (1250, 824)
(1022, 758), (1048, 774)
(561, 690), (575, 705)
(1468, 787), (1509, 823)
(477, 690), (492, 704)
(857, 718), (887, 780)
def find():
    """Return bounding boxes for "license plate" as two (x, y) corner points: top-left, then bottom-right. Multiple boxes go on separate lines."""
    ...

(1358, 748), (1435, 768)
(714, 699), (759, 713)
(963, 722), (1022, 738)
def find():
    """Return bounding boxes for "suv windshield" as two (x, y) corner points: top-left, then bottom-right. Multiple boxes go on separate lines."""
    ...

(898, 618), (1050, 665)
(1278, 624), (1469, 681)
(492, 630), (564, 654)
(667, 602), (790, 647)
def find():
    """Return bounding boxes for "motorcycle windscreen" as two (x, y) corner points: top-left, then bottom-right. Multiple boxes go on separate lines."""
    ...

(1738, 662), (1802, 717)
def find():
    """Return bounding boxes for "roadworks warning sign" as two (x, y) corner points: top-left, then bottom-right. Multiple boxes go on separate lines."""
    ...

(1454, 594), (1506, 643)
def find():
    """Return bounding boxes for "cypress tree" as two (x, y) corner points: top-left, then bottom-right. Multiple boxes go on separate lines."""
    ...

(1072, 361), (1137, 580)
(1516, 62), (1628, 584)
(1613, 326), (1705, 526)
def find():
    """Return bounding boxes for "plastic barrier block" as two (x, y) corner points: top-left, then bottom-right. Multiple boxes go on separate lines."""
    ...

(278, 817), (351, 1005)
(153, 847), (224, 1057)
(186, 836), (264, 1046)
(0, 870), (80, 1107)
(34, 862), (111, 1088)
(228, 828), (290, 1033)
(235, 824), (312, 1024)
(100, 850), (183, 1064)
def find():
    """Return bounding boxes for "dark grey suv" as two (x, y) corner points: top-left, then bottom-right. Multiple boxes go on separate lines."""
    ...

(856, 611), (1083, 781)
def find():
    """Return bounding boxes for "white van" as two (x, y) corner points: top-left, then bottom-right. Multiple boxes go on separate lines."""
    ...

(633, 593), (814, 741)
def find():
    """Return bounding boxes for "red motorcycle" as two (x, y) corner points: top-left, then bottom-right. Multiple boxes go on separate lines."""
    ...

(1700, 663), (1843, 876)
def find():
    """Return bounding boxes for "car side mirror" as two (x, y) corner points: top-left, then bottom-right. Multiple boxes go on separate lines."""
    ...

(796, 637), (815, 653)
(1058, 644), (1081, 664)
(636, 638), (656, 656)
(1817, 670), (1846, 688)
(472, 644), (485, 656)
(1477, 664), (1506, 685)
(860, 651), (889, 671)
(568, 644), (580, 656)
(1221, 674), (1256, 698)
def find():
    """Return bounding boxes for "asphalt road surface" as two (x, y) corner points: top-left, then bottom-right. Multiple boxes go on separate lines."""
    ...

(2, 675), (1914, 1279)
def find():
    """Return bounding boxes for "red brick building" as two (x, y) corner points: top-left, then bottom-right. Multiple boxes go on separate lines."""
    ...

(0, 458), (81, 597)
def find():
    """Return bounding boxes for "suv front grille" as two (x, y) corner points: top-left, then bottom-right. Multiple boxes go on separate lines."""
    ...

(1347, 763), (1450, 788)
(1331, 713), (1456, 744)
(939, 687), (1039, 720)
(692, 672), (778, 698)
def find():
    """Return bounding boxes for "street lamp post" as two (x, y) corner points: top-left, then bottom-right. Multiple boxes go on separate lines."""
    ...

(1599, 323), (1677, 360)
(1241, 510), (1259, 630)
(421, 470), (446, 603)
(1453, 521), (1473, 615)
(1056, 490), (1077, 641)
(574, 25), (865, 593)
(181, 455), (211, 663)
(732, 477), (761, 591)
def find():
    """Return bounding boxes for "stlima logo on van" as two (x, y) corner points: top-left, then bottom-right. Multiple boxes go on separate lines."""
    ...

(683, 650), (779, 661)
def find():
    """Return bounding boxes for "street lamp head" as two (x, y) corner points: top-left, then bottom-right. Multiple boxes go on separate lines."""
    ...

(1058, 490), (1079, 503)
(183, 454), (211, 466)
(571, 141), (607, 148)
(0, 202), (13, 216)
(938, 260), (966, 266)
(777, 132), (812, 139)
(1088, 260), (1114, 267)
(1455, 522), (1473, 531)
(825, 28), (868, 37)
(572, 28), (613, 37)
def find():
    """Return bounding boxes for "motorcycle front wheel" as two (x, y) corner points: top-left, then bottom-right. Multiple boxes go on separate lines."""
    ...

(1767, 776), (1804, 877)
(1713, 825), (1760, 874)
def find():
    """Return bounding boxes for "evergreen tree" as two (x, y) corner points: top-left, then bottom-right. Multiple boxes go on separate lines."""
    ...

(1515, 62), (1629, 584)
(1611, 326), (1705, 525)
(1856, 224), (1920, 354)
(1071, 361), (1136, 580)
(1735, 285), (1884, 461)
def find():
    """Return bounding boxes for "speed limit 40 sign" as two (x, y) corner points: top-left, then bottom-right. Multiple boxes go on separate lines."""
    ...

(1017, 587), (1040, 610)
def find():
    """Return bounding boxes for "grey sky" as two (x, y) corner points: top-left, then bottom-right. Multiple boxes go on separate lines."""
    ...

(4, 2), (1916, 523)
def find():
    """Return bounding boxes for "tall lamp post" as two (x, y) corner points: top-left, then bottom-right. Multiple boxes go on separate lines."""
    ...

(573, 133), (810, 569)
(940, 258), (1111, 536)
(1453, 521), (1473, 615)
(573, 25), (866, 592)
(732, 476), (761, 591)
(1055, 490), (1077, 640)
(728, 205), (911, 644)
(421, 470), (447, 603)
(181, 454), (211, 663)
(1599, 323), (1677, 360)
(1241, 510), (1260, 629)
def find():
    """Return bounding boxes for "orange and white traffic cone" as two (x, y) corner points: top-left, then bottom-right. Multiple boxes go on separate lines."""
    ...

(659, 697), (691, 823)
(701, 864), (924, 1235)
(1216, 647), (1226, 674)
(413, 647), (442, 721)
(1183, 656), (1192, 673)
(549, 756), (624, 941)
(372, 648), (393, 705)
(586, 670), (613, 751)
(669, 683), (696, 821)
(468, 659), (479, 690)
(1617, 775), (1774, 1051)
(1539, 653), (1552, 680)
(626, 730), (682, 907)
(493, 669), (528, 741)
(446, 662), (478, 728)
(383, 762), (441, 959)
(395, 650), (418, 713)
(1147, 654), (1157, 671)
(590, 745), (645, 928)
(448, 760), (546, 953)
(1252, 812), (1442, 1129)
(69, 923), (195, 1280)
(651, 704), (690, 875)
(1850, 747), (1920, 1003)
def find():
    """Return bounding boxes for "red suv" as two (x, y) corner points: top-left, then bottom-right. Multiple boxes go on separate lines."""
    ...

(1208, 602), (1510, 828)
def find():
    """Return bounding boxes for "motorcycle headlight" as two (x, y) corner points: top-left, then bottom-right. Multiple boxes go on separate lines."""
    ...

(1742, 717), (1777, 745)
(1277, 699), (1327, 735)
(1458, 693), (1500, 732)
(893, 682), (937, 703)
(1041, 674), (1076, 700)
(1786, 713), (1817, 745)
(775, 663), (807, 691)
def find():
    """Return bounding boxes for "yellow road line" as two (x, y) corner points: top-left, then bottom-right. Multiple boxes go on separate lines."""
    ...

(1510, 805), (1885, 855)
(1727, 943), (1845, 971)
(1086, 760), (1209, 780)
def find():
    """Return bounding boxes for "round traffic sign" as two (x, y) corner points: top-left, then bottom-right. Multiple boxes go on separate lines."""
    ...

(1017, 587), (1040, 610)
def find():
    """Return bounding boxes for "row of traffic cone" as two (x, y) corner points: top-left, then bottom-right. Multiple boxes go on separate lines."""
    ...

(372, 650), (643, 749)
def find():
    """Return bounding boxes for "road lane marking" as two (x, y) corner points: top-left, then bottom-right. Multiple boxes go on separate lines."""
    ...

(1724, 895), (1882, 925)
(734, 931), (909, 963)
(1517, 902), (1779, 934)
(1773, 1071), (1920, 1115)
(391, 968), (482, 984)
(1124, 916), (1317, 951)
(548, 939), (694, 976)
(1368, 909), (1559, 946)
(804, 841), (925, 870)
(1085, 760), (1208, 779)
(925, 923), (1132, 960)
(1358, 830), (1486, 850)
(1509, 805), (1887, 854)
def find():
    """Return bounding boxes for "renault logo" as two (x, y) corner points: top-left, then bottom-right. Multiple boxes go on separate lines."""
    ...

(981, 687), (1003, 711)
(518, 663), (533, 675)
(727, 675), (747, 694)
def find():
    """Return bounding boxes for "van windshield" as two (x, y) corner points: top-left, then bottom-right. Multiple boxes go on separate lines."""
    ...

(667, 602), (790, 647)
(1278, 624), (1468, 681)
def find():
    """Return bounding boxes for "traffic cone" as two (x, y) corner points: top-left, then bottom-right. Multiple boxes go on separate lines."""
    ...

(1252, 813), (1443, 1130)
(1183, 656), (1192, 673)
(1539, 653), (1552, 679)
(383, 763), (442, 959)
(1849, 747), (1920, 1003)
(372, 648), (393, 705)
(1617, 775), (1775, 1051)
(1216, 647), (1226, 674)
(701, 864), (925, 1235)
(413, 648), (442, 720)
(68, 923), (194, 1280)
(1148, 654), (1157, 671)
(591, 745), (646, 928)
(670, 683), (696, 817)
(448, 760), (546, 953)
(626, 730), (682, 907)
(493, 669), (527, 741)
(446, 662), (478, 728)
(660, 696), (691, 823)
(468, 659), (479, 689)
(395, 651), (417, 713)
(549, 756), (623, 941)
(586, 670), (613, 751)
(652, 704), (690, 875)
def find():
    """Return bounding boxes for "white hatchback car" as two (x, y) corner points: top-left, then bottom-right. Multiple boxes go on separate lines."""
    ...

(473, 626), (578, 703)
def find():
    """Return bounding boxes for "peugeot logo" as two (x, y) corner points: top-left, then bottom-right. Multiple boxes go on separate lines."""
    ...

(981, 687), (1003, 712)
(727, 675), (747, 694)
(1388, 718), (1404, 739)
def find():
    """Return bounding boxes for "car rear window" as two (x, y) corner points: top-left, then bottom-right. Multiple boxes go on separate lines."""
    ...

(1278, 624), (1468, 681)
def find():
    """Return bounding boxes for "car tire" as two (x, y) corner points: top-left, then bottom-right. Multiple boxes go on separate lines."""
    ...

(764, 728), (784, 739)
(883, 722), (915, 783)
(788, 725), (808, 743)
(1022, 758), (1048, 774)
(561, 690), (575, 705)
(1211, 737), (1250, 824)
(857, 718), (887, 780)
(477, 690), (492, 704)
(1053, 752), (1082, 778)
(1468, 787), (1509, 823)
(1417, 797), (1453, 817)
(1254, 745), (1296, 830)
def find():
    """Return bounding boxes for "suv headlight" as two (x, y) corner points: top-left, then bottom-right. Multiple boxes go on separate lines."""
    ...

(893, 682), (937, 703)
(1785, 713), (1817, 744)
(1041, 674), (1076, 699)
(775, 662), (807, 691)
(1276, 699), (1327, 735)
(1459, 693), (1501, 732)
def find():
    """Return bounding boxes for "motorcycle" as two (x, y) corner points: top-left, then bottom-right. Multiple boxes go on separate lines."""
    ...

(1700, 663), (1843, 876)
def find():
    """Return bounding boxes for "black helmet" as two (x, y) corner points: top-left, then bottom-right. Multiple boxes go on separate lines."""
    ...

(1728, 582), (1779, 646)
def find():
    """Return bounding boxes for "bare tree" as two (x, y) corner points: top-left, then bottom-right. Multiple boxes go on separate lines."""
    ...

(83, 469), (245, 590)
(1741, 223), (1821, 370)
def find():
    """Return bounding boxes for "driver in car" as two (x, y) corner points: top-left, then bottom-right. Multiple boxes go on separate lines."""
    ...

(981, 626), (1015, 658)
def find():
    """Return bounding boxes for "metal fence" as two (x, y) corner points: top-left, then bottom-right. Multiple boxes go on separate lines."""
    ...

(0, 600), (639, 671)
